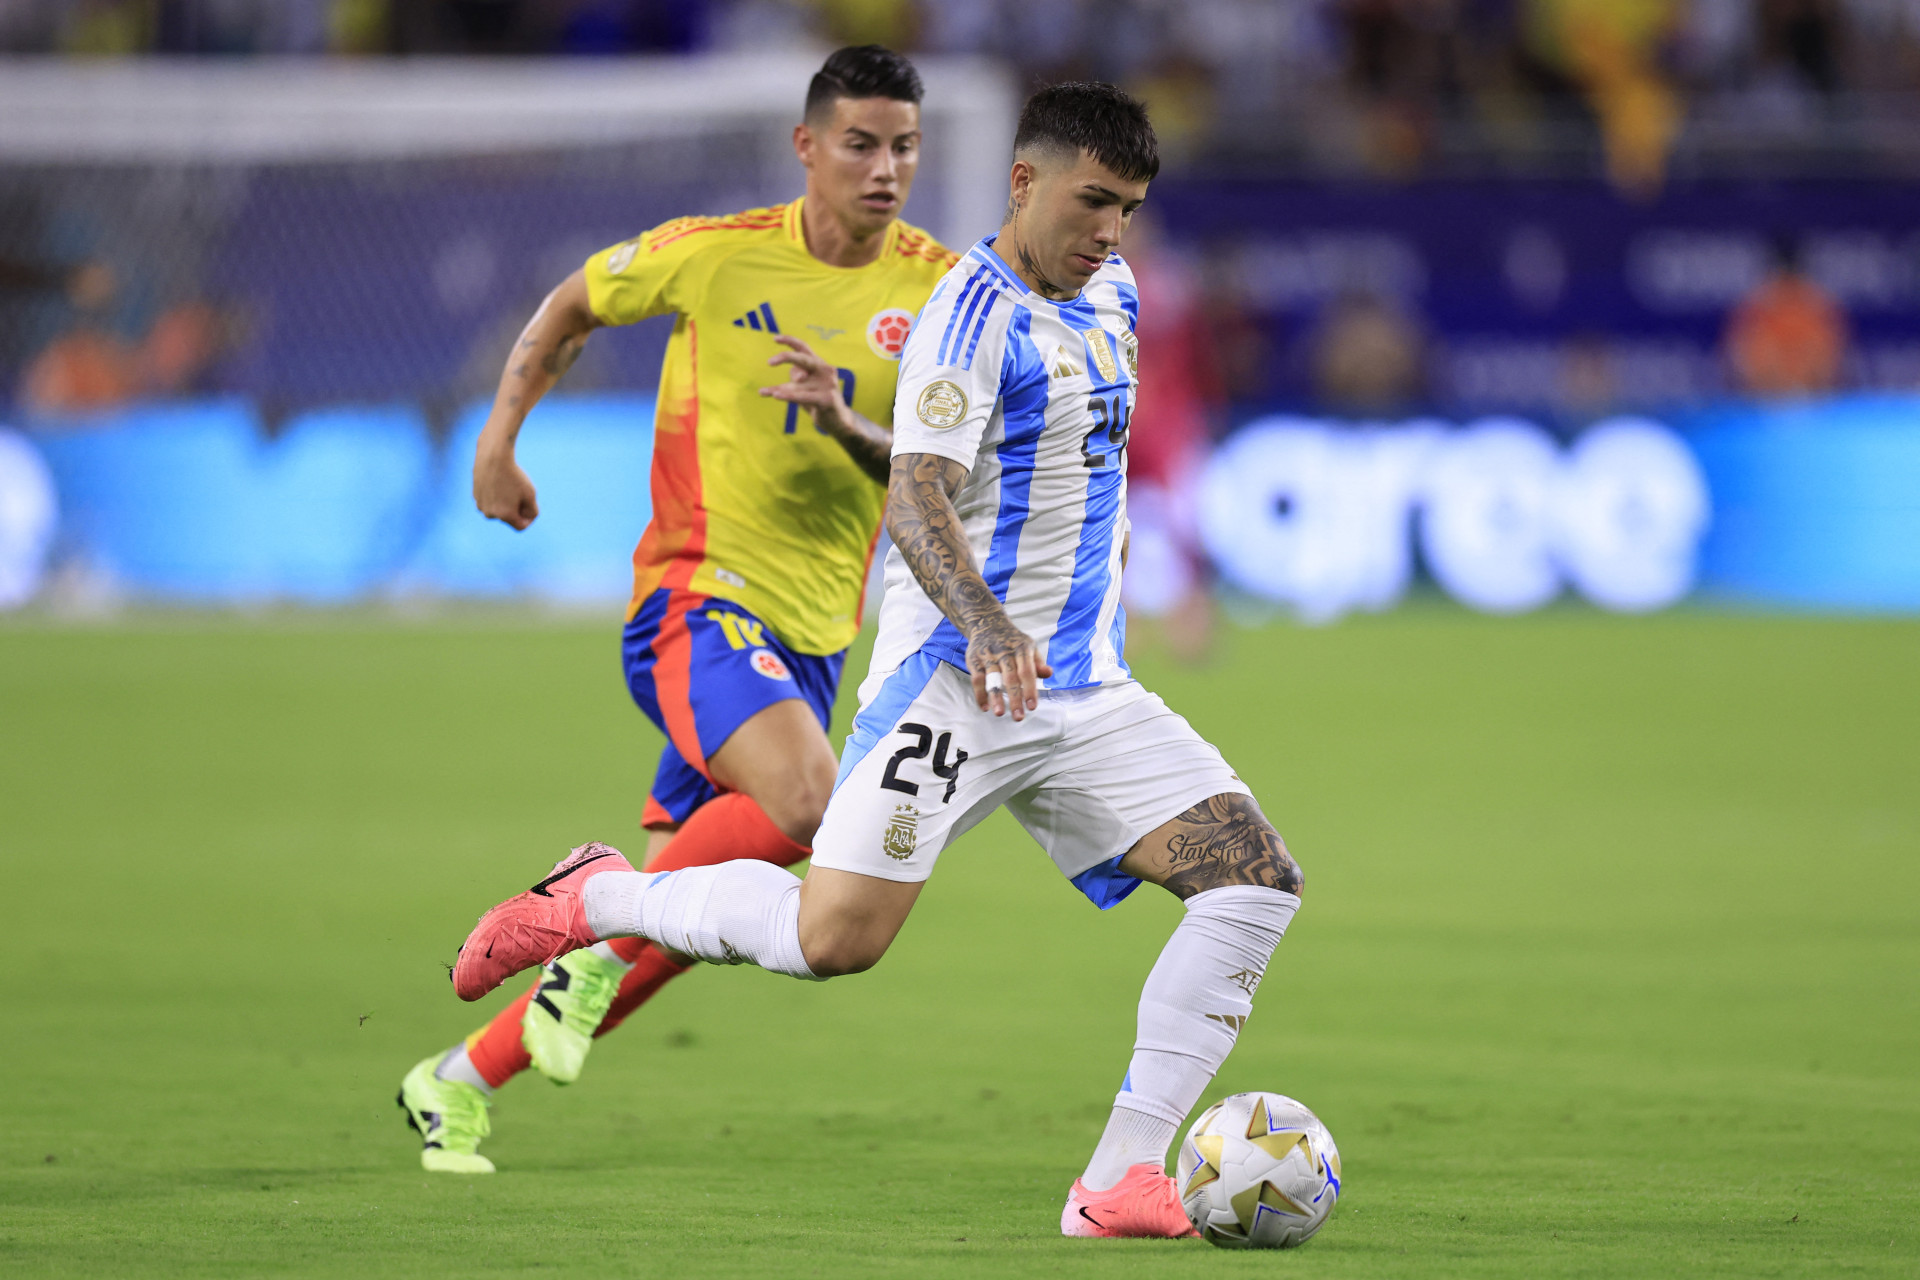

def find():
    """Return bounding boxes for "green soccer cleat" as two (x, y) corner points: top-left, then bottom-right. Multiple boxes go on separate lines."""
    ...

(521, 948), (626, 1085)
(396, 1055), (495, 1173)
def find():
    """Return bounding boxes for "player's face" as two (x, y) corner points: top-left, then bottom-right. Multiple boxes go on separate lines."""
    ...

(1009, 151), (1149, 297)
(796, 97), (922, 235)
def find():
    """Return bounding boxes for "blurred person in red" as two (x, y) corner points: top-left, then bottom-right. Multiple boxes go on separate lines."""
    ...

(20, 288), (235, 417)
(1120, 213), (1222, 662)
(1725, 235), (1848, 398)
(141, 300), (233, 397)
(12, 258), (143, 416)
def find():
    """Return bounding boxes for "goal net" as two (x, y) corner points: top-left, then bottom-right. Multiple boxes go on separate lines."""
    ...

(0, 54), (1016, 420)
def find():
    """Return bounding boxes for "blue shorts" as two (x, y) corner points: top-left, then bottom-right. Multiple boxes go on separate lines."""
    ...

(622, 587), (845, 828)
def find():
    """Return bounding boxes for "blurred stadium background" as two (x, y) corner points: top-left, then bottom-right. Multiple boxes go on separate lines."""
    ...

(3, 10), (1918, 1277)
(1, 0), (1918, 618)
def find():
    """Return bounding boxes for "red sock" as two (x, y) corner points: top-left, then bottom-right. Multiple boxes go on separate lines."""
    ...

(460, 794), (810, 1087)
(593, 945), (691, 1035)
(645, 791), (811, 874)
(464, 985), (535, 1088)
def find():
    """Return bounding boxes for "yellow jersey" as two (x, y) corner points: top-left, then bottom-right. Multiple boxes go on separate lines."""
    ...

(584, 199), (957, 655)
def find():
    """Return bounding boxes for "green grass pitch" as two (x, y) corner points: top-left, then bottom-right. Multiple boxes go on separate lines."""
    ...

(1, 606), (1915, 1278)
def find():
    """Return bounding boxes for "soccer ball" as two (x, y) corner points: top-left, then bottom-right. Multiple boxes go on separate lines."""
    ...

(1175, 1092), (1341, 1248)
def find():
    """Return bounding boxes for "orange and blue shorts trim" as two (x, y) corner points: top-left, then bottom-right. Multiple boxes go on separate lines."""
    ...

(622, 587), (846, 828)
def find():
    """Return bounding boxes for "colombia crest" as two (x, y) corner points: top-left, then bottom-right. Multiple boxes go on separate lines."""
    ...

(867, 308), (914, 360)
(749, 648), (792, 681)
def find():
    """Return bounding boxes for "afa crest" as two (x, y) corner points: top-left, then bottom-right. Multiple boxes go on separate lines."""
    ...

(1083, 328), (1120, 383)
(881, 804), (919, 860)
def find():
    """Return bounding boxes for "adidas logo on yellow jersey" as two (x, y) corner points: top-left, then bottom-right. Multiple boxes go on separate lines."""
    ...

(731, 302), (780, 334)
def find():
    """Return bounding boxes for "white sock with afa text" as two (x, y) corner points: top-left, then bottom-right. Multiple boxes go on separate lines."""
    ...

(1080, 885), (1300, 1191)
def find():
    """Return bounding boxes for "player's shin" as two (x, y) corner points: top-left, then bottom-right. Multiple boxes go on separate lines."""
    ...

(1081, 885), (1301, 1191)
(582, 860), (821, 980)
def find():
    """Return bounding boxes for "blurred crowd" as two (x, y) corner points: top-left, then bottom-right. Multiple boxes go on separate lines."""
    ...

(7, 2), (1920, 184)
(1, 0), (1907, 426)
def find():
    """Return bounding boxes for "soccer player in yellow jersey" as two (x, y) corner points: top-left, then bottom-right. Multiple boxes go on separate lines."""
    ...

(396, 47), (958, 1172)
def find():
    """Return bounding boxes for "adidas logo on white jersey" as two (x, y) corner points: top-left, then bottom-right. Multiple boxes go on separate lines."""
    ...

(1044, 341), (1082, 380)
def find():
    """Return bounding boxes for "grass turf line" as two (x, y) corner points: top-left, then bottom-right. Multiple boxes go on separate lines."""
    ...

(0, 609), (1915, 1277)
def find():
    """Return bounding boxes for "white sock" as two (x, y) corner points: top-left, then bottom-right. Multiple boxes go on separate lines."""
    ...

(434, 1044), (493, 1097)
(587, 939), (634, 970)
(1081, 885), (1300, 1191)
(1079, 1105), (1177, 1191)
(583, 862), (820, 980)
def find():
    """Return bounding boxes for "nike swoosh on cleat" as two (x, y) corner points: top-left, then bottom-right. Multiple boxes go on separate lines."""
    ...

(485, 941), (494, 959)
(1076, 1206), (1105, 1229)
(529, 851), (617, 897)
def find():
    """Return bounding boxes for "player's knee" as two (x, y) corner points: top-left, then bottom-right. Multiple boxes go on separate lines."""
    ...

(1184, 834), (1302, 897)
(1268, 839), (1304, 896)
(755, 756), (837, 846)
(1151, 794), (1305, 899)
(798, 932), (887, 978)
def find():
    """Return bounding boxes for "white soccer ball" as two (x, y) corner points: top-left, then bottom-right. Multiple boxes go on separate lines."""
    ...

(1176, 1092), (1342, 1248)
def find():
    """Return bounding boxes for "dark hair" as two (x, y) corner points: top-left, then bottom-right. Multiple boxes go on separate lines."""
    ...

(1013, 82), (1159, 184)
(805, 46), (924, 120)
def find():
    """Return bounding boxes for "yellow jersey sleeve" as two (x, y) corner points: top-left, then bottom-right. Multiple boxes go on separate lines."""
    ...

(583, 216), (728, 326)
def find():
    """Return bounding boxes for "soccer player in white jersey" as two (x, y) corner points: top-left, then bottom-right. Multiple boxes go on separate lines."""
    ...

(449, 83), (1307, 1240)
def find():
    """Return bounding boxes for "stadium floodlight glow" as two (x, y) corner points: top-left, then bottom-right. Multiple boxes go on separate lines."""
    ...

(0, 430), (58, 610)
(0, 55), (1016, 249)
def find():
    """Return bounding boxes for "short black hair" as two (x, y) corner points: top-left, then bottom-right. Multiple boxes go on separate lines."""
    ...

(805, 46), (923, 121)
(1013, 82), (1159, 184)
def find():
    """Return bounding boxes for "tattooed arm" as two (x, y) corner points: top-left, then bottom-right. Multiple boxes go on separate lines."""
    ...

(472, 270), (603, 530)
(760, 334), (891, 483)
(885, 453), (1054, 720)
(1119, 793), (1306, 901)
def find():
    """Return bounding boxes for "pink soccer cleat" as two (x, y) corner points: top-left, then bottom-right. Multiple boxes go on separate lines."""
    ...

(1061, 1164), (1202, 1239)
(451, 842), (633, 1001)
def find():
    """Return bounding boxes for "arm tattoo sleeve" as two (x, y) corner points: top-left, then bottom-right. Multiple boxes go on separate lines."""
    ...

(884, 453), (1010, 640)
(1155, 794), (1305, 900)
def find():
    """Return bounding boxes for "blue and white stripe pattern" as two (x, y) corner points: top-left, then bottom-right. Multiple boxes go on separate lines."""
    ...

(933, 252), (1016, 370)
(865, 234), (1139, 701)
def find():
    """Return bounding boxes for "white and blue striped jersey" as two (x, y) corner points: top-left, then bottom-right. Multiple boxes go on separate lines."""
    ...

(872, 234), (1139, 692)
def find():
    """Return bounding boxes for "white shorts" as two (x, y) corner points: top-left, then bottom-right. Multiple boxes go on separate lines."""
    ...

(810, 656), (1251, 907)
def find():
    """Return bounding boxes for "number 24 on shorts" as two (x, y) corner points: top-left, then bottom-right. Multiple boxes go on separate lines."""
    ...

(880, 723), (967, 803)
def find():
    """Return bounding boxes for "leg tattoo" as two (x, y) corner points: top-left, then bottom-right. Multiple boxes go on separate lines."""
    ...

(1156, 794), (1304, 900)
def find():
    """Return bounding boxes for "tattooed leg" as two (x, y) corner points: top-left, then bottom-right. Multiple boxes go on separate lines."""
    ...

(1118, 792), (1304, 900)
(1089, 793), (1303, 1193)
